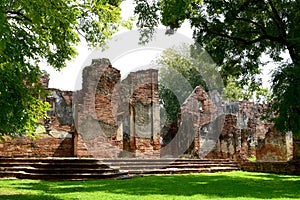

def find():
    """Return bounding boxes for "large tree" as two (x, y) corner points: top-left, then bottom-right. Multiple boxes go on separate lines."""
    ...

(134, 0), (300, 137)
(0, 0), (130, 137)
(156, 46), (208, 123)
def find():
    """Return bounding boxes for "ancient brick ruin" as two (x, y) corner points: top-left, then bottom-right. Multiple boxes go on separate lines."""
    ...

(74, 59), (160, 158)
(0, 58), (294, 161)
(177, 86), (293, 161)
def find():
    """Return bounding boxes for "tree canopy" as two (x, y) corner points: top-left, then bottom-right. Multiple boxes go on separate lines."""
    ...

(134, 0), (300, 136)
(0, 0), (130, 136)
(223, 76), (271, 103)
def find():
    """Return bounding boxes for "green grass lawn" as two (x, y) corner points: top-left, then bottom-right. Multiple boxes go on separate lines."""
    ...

(0, 171), (299, 200)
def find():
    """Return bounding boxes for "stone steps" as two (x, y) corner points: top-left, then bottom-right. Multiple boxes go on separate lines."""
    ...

(0, 162), (110, 168)
(2, 166), (119, 174)
(0, 157), (101, 163)
(16, 172), (125, 180)
(100, 158), (240, 175)
(112, 165), (236, 172)
(0, 158), (240, 179)
(126, 167), (240, 175)
(0, 157), (126, 180)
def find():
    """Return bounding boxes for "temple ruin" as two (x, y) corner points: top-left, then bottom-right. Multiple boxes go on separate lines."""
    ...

(0, 58), (294, 161)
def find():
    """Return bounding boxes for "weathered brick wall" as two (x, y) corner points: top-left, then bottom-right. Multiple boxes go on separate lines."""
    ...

(179, 86), (293, 161)
(212, 101), (291, 161)
(205, 114), (237, 159)
(0, 83), (76, 158)
(75, 58), (123, 158)
(73, 131), (93, 158)
(45, 89), (73, 133)
(119, 69), (160, 158)
(0, 135), (73, 157)
(75, 60), (160, 158)
(181, 86), (219, 158)
(294, 139), (300, 160)
(256, 129), (293, 161)
(40, 75), (50, 88)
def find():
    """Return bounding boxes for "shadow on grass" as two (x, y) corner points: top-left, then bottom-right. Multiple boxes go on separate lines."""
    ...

(1, 171), (300, 199)
(0, 194), (62, 200)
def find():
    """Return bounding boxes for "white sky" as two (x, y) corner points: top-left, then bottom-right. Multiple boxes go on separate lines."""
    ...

(42, 0), (273, 91)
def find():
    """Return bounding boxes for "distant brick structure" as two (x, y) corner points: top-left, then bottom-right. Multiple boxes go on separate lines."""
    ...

(178, 86), (293, 161)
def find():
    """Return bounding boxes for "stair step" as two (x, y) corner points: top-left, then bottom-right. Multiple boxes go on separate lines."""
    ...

(125, 167), (240, 175)
(0, 158), (99, 163)
(0, 162), (109, 168)
(101, 159), (235, 163)
(3, 166), (118, 173)
(0, 171), (21, 178)
(116, 164), (235, 170)
(101, 160), (238, 166)
(17, 172), (127, 180)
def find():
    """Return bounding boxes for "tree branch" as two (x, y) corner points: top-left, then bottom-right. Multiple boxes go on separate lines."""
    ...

(202, 17), (284, 47)
(234, 17), (267, 34)
(76, 27), (85, 38)
(265, 0), (287, 41)
(6, 10), (33, 23)
(202, 23), (266, 46)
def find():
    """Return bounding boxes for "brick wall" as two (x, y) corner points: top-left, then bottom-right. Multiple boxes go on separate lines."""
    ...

(75, 59), (160, 158)
(45, 89), (73, 132)
(75, 58), (123, 158)
(119, 69), (160, 158)
(0, 134), (73, 157)
(0, 85), (76, 158)
(181, 86), (219, 158)
(256, 129), (293, 161)
(214, 101), (292, 161)
(178, 86), (293, 161)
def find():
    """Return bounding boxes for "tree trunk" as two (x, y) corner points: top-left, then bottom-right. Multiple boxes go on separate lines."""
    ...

(289, 138), (300, 175)
(293, 138), (300, 160)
